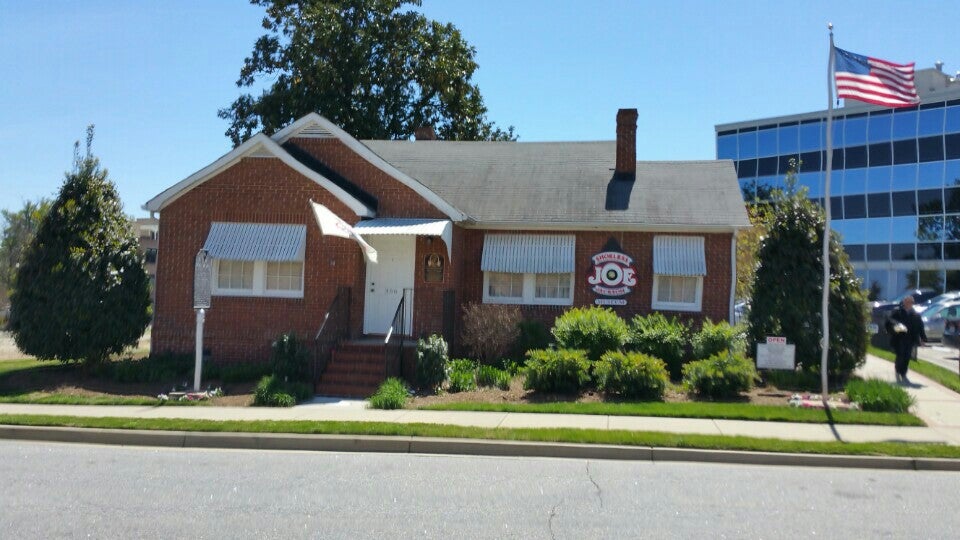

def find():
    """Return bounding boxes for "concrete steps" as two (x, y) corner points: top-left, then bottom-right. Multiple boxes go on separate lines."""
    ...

(316, 343), (388, 398)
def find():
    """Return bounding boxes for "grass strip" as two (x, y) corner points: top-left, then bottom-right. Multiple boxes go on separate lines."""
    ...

(0, 393), (202, 406)
(868, 346), (960, 394)
(0, 413), (957, 459)
(418, 401), (922, 426)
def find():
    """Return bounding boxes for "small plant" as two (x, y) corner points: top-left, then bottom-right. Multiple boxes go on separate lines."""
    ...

(593, 351), (669, 400)
(691, 319), (746, 359)
(523, 349), (591, 394)
(416, 334), (448, 393)
(477, 365), (512, 390)
(845, 378), (915, 413)
(514, 319), (551, 357)
(368, 378), (410, 409)
(682, 351), (758, 399)
(447, 359), (478, 393)
(628, 313), (690, 379)
(551, 307), (629, 360)
(461, 303), (521, 364)
(253, 374), (295, 407)
(271, 332), (309, 382)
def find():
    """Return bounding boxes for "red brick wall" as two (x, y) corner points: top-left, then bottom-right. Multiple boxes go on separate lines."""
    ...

(287, 138), (447, 219)
(153, 157), (368, 363)
(455, 229), (733, 334)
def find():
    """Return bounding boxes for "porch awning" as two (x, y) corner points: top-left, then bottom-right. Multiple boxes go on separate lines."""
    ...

(202, 222), (306, 261)
(354, 218), (453, 259)
(653, 235), (706, 276)
(481, 234), (575, 274)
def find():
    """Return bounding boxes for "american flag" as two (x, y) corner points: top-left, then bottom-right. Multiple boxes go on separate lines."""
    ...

(834, 47), (919, 108)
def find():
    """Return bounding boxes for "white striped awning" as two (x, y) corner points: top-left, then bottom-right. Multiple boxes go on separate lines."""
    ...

(202, 222), (306, 262)
(481, 234), (575, 274)
(354, 218), (453, 259)
(653, 235), (706, 276)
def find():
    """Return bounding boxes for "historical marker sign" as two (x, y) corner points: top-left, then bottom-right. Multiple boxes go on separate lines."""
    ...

(756, 336), (795, 370)
(193, 249), (212, 310)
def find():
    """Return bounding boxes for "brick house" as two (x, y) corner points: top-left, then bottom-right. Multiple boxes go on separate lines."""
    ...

(144, 109), (750, 396)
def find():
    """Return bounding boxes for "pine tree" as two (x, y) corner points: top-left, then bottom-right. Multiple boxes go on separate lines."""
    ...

(9, 127), (151, 364)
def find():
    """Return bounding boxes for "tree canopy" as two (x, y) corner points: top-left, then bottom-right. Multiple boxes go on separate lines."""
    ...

(747, 168), (867, 379)
(219, 0), (516, 145)
(9, 127), (151, 364)
(0, 198), (51, 306)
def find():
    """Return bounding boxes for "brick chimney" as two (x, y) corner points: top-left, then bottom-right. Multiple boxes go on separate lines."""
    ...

(615, 108), (638, 176)
(415, 125), (437, 141)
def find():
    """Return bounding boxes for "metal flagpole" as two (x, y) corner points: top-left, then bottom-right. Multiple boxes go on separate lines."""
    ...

(821, 23), (836, 406)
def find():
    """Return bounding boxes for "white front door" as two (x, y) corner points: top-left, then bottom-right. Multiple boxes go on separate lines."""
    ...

(363, 235), (415, 335)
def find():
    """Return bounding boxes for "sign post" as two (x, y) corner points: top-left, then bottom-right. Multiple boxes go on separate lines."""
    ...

(193, 250), (212, 391)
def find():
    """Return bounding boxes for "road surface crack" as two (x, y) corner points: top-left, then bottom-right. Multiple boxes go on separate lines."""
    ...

(586, 462), (603, 508)
(548, 498), (564, 540)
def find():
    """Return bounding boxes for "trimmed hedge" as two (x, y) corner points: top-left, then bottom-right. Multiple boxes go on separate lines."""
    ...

(551, 307), (629, 360)
(523, 349), (591, 394)
(593, 351), (668, 400)
(628, 313), (689, 379)
(691, 319), (745, 359)
(682, 351), (758, 399)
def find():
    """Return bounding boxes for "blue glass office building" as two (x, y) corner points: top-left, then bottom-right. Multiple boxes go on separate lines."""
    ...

(716, 67), (960, 300)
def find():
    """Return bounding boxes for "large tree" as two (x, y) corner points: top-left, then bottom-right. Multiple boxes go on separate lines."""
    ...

(0, 198), (51, 306)
(219, 0), (516, 145)
(9, 127), (151, 364)
(747, 174), (867, 379)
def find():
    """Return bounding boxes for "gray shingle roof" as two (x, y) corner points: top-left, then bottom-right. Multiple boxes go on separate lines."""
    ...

(360, 140), (750, 229)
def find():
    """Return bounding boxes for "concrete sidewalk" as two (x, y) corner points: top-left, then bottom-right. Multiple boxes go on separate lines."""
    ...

(1, 353), (959, 446)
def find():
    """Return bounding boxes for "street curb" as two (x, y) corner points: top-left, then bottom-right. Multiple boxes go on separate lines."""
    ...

(2, 424), (959, 471)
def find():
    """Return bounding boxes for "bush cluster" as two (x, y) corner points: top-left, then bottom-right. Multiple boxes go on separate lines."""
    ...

(523, 349), (591, 394)
(477, 365), (512, 390)
(93, 352), (194, 384)
(552, 307), (629, 360)
(271, 332), (309, 382)
(461, 303), (521, 364)
(682, 351), (758, 399)
(253, 374), (311, 407)
(628, 313), (689, 379)
(691, 319), (745, 359)
(416, 334), (449, 393)
(845, 378), (914, 413)
(368, 378), (410, 409)
(593, 351), (669, 400)
(447, 359), (478, 393)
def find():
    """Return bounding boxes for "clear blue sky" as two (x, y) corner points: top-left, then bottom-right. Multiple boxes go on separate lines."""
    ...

(1, 0), (957, 217)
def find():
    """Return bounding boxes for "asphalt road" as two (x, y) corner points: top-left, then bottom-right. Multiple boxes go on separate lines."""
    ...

(1, 440), (958, 538)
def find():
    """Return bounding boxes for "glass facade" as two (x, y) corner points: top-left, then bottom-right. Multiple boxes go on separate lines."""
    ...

(718, 96), (960, 300)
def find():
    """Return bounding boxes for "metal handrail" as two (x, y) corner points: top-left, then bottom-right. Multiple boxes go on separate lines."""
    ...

(313, 286), (350, 384)
(383, 288), (411, 379)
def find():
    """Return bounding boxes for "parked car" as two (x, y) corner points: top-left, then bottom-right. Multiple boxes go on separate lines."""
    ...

(941, 304), (960, 349)
(913, 291), (960, 313)
(920, 300), (960, 341)
(870, 289), (938, 348)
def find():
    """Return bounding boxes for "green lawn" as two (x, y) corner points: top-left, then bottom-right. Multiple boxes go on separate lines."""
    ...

(419, 401), (922, 426)
(0, 413), (957, 459)
(868, 346), (960, 394)
(0, 358), (48, 375)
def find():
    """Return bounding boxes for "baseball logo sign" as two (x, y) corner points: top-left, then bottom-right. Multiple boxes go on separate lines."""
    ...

(588, 251), (637, 300)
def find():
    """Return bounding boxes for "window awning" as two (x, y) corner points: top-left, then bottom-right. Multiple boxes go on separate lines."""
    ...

(653, 235), (706, 276)
(354, 218), (453, 259)
(202, 222), (307, 262)
(481, 234), (575, 274)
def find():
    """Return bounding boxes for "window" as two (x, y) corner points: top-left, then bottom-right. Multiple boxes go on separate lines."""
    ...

(214, 259), (303, 298)
(266, 261), (303, 291)
(487, 272), (523, 299)
(652, 275), (703, 312)
(217, 260), (253, 290)
(483, 272), (573, 305)
(144, 248), (158, 264)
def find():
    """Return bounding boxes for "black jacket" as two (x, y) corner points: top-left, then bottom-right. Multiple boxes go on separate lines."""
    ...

(885, 305), (926, 349)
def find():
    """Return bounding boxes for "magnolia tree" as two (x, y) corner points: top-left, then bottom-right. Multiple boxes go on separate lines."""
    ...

(9, 127), (151, 364)
(747, 176), (867, 379)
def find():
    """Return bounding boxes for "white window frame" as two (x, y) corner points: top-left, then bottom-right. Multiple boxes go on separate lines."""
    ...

(213, 259), (304, 299)
(483, 272), (574, 306)
(652, 274), (703, 312)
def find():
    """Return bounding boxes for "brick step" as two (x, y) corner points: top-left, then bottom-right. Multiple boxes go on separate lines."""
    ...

(324, 362), (385, 377)
(319, 371), (385, 386)
(316, 382), (382, 398)
(337, 343), (388, 354)
(330, 350), (387, 365)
